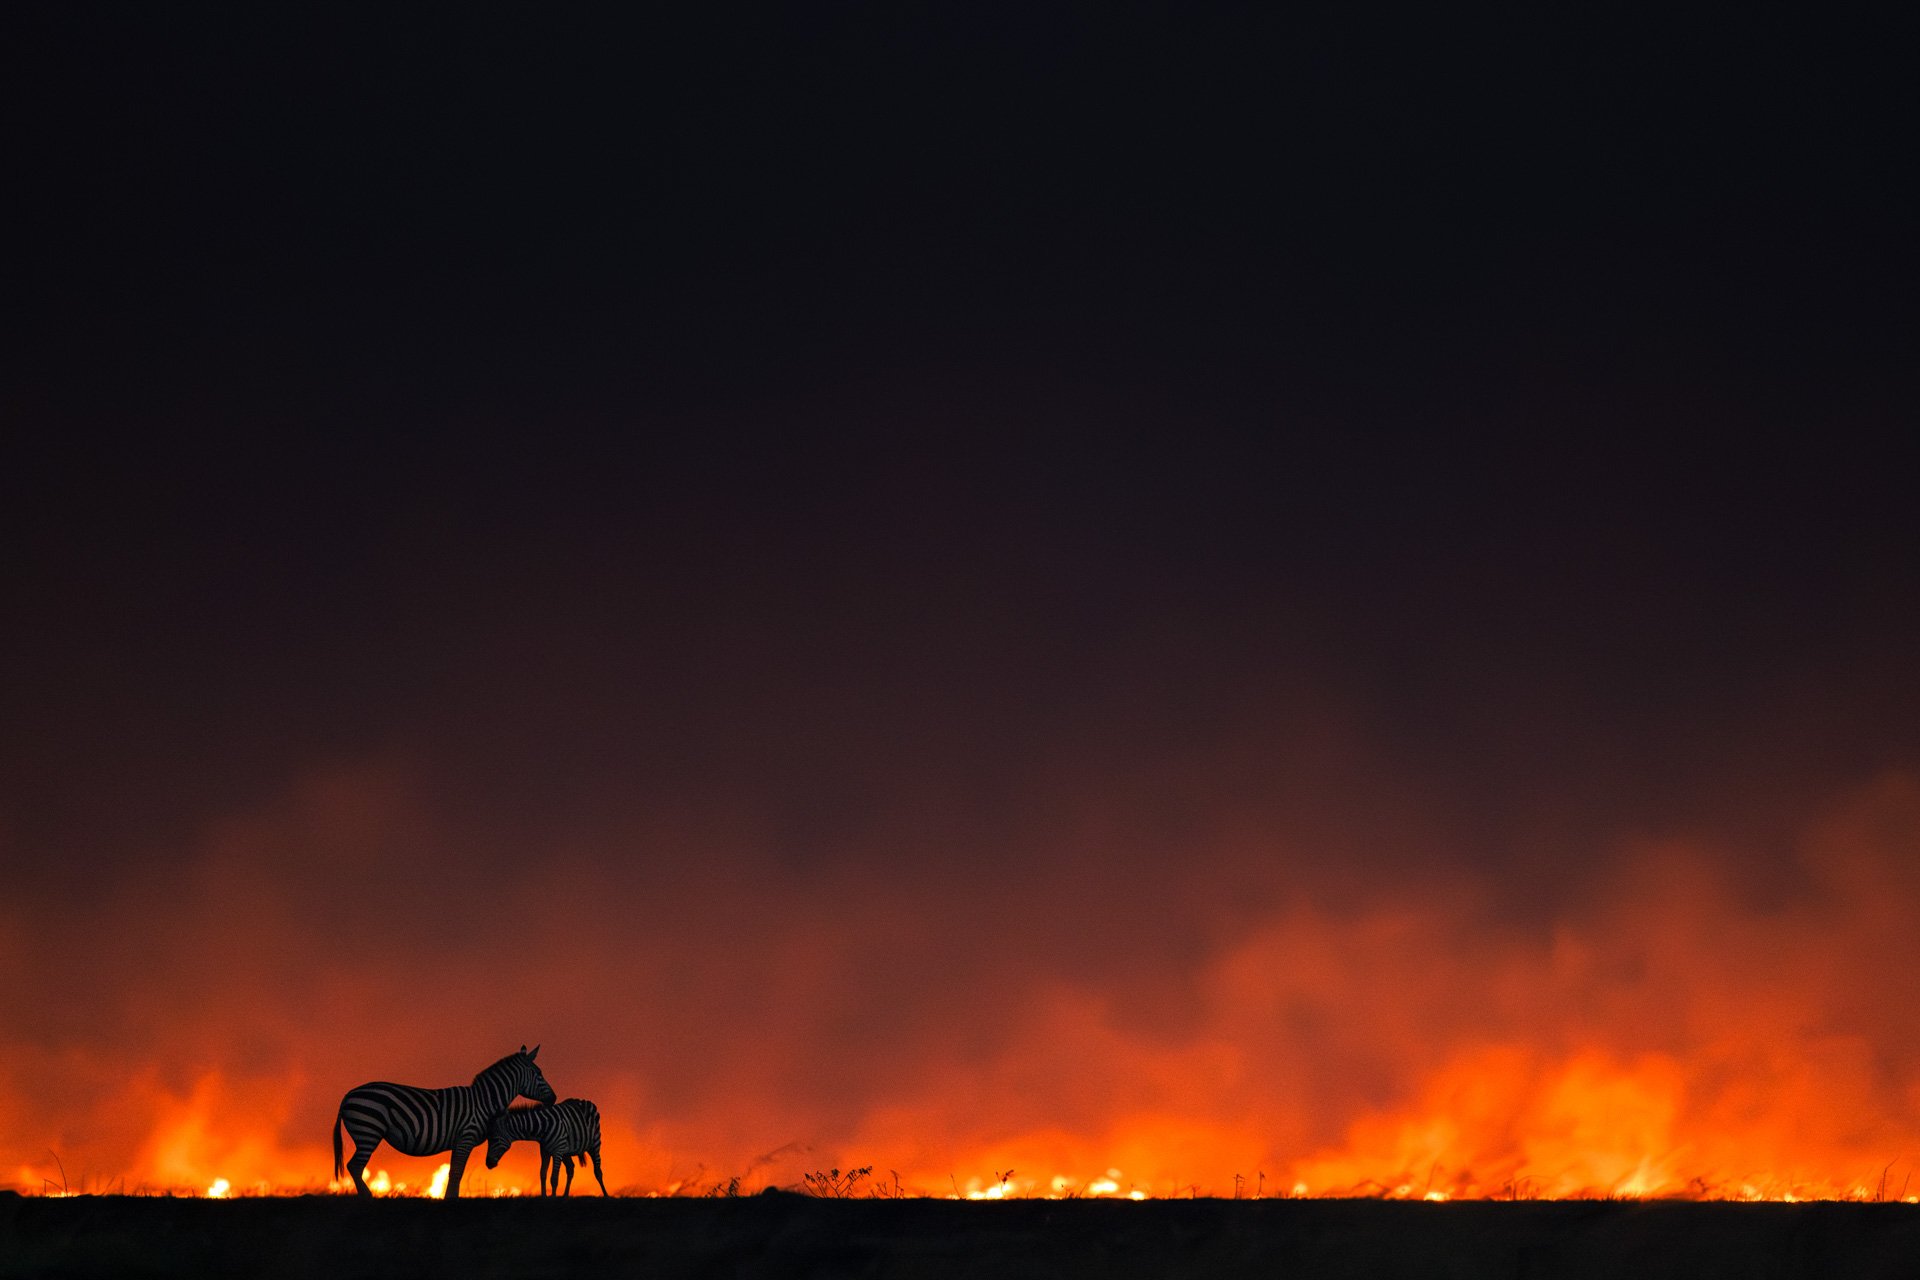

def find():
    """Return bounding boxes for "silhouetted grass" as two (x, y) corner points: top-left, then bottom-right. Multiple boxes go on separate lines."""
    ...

(10, 1191), (1920, 1279)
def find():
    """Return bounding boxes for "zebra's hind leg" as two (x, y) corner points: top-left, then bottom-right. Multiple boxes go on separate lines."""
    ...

(345, 1132), (377, 1198)
(588, 1146), (608, 1196)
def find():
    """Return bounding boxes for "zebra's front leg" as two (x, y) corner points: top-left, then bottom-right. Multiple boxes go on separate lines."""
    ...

(539, 1151), (554, 1196)
(446, 1143), (473, 1199)
(561, 1155), (576, 1196)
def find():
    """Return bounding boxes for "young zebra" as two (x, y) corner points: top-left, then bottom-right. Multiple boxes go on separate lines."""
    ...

(485, 1097), (608, 1196)
(333, 1045), (557, 1198)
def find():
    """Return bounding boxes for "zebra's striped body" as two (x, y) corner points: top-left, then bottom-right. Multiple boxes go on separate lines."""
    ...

(333, 1045), (556, 1198)
(485, 1097), (607, 1195)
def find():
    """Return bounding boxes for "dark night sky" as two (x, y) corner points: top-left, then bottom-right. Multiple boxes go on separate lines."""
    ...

(3, 11), (1919, 1178)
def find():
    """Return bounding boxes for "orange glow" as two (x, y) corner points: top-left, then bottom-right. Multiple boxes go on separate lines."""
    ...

(10, 769), (1920, 1201)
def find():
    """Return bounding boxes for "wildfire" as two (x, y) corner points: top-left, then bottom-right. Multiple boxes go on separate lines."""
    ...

(23, 1031), (1920, 1202)
(24, 1031), (1920, 1203)
(10, 774), (1920, 1206)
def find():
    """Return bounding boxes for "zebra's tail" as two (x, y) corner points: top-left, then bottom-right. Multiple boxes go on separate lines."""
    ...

(333, 1106), (345, 1181)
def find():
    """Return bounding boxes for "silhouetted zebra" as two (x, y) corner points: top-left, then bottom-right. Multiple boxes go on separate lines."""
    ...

(485, 1097), (607, 1195)
(333, 1045), (557, 1198)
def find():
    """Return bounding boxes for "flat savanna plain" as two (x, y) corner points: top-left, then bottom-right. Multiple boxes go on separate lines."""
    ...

(7, 1191), (1920, 1280)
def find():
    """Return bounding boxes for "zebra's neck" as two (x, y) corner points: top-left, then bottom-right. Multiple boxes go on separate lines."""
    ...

(470, 1061), (524, 1114)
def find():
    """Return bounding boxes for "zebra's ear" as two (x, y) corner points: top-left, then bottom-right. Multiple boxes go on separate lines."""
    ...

(520, 1044), (528, 1054)
(530, 1043), (541, 1060)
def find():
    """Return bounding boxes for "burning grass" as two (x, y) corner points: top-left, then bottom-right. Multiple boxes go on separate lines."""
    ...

(21, 1151), (1920, 1204)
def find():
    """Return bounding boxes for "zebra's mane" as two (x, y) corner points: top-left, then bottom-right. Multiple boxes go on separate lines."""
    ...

(472, 1051), (527, 1087)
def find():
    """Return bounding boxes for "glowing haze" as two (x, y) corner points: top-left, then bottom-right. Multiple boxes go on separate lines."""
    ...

(10, 749), (1920, 1199)
(6, 421), (1917, 1202)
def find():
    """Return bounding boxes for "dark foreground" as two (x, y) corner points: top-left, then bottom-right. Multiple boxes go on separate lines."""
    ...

(6, 1190), (1920, 1280)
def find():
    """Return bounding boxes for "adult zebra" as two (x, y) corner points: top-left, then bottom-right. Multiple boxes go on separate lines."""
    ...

(333, 1045), (557, 1198)
(485, 1097), (608, 1195)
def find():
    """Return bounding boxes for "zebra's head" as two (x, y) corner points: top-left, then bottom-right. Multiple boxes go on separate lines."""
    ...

(483, 1111), (523, 1169)
(516, 1043), (557, 1105)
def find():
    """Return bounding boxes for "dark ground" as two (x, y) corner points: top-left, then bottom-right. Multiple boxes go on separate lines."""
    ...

(6, 1191), (1920, 1280)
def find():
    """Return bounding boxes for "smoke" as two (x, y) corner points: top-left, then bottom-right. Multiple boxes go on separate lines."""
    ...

(7, 741), (1920, 1197)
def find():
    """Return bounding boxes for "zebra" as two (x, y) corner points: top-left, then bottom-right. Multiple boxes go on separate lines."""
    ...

(333, 1044), (557, 1198)
(485, 1097), (608, 1195)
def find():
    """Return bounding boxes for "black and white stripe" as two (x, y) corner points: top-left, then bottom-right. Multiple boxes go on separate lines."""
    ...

(333, 1045), (557, 1198)
(485, 1097), (607, 1195)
